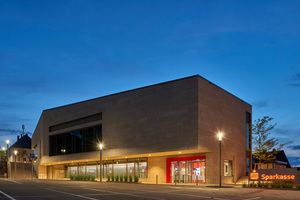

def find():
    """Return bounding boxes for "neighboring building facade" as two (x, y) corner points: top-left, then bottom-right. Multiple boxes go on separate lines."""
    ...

(32, 75), (252, 184)
(7, 134), (35, 179)
(253, 150), (291, 169)
(8, 134), (33, 163)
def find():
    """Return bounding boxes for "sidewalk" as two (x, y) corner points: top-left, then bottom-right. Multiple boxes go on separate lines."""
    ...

(141, 181), (242, 188)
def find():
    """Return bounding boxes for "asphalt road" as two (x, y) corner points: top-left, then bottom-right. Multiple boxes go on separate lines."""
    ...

(0, 179), (299, 200)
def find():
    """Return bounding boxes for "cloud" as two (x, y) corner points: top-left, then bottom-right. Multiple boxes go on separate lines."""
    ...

(292, 72), (300, 81)
(274, 128), (300, 138)
(288, 72), (300, 88)
(285, 141), (293, 145)
(292, 165), (300, 167)
(289, 83), (300, 88)
(0, 129), (32, 136)
(253, 101), (268, 108)
(0, 129), (23, 135)
(288, 145), (300, 150)
(0, 77), (47, 96)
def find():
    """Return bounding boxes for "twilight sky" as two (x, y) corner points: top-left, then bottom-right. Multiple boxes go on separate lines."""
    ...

(0, 0), (299, 167)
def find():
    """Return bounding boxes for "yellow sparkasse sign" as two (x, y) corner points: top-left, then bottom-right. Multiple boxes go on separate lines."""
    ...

(250, 170), (259, 180)
(249, 168), (298, 183)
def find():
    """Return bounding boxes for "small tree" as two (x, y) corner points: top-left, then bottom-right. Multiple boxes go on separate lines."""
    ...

(252, 116), (284, 168)
(0, 150), (6, 157)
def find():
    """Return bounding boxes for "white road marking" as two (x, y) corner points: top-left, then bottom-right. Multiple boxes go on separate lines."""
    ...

(86, 188), (167, 200)
(242, 197), (261, 200)
(0, 190), (16, 200)
(46, 188), (98, 200)
(86, 187), (231, 200)
(167, 186), (220, 191)
(5, 180), (22, 184)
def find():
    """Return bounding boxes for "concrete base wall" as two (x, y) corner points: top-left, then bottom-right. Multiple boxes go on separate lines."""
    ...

(146, 156), (166, 183)
(38, 165), (47, 179)
(38, 164), (67, 179)
(53, 164), (65, 179)
(0, 161), (7, 178)
(8, 162), (36, 179)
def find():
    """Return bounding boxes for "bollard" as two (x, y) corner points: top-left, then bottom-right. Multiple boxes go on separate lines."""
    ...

(196, 176), (198, 186)
(156, 175), (158, 184)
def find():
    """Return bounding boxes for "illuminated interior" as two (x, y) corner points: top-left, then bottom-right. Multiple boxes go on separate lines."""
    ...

(167, 156), (205, 183)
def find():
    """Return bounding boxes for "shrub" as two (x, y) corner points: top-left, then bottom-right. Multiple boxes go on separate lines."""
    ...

(120, 176), (123, 182)
(111, 175), (114, 181)
(242, 183), (247, 188)
(87, 175), (94, 181)
(134, 176), (139, 183)
(282, 182), (293, 189)
(271, 182), (281, 188)
(107, 176), (111, 181)
(298, 184), (300, 189)
(69, 174), (95, 181)
(271, 183), (276, 188)
(253, 184), (257, 187)
(263, 183), (268, 188)
(129, 175), (133, 182)
(249, 183), (254, 187)
(282, 182), (287, 188)
(116, 175), (119, 182)
(258, 183), (263, 187)
(124, 175), (128, 182)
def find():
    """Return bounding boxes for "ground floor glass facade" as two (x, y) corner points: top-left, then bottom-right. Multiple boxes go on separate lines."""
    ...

(167, 156), (206, 183)
(65, 158), (148, 179)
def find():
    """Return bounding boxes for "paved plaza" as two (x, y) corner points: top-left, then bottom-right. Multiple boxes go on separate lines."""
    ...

(0, 179), (299, 200)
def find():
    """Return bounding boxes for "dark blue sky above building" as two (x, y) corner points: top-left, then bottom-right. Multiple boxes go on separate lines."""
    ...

(0, 0), (299, 166)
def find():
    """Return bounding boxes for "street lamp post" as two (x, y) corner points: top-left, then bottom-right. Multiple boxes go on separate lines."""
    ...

(5, 140), (9, 160)
(14, 150), (17, 179)
(5, 140), (10, 178)
(6, 140), (9, 150)
(218, 133), (223, 187)
(99, 143), (103, 182)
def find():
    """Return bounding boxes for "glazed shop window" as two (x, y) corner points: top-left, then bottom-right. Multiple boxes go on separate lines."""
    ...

(224, 160), (232, 176)
(139, 158), (147, 178)
(49, 125), (102, 156)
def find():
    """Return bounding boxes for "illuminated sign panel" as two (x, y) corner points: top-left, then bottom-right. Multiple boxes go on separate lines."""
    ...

(249, 168), (298, 183)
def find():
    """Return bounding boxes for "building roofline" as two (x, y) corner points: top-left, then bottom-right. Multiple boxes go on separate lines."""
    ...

(44, 74), (251, 112)
(197, 74), (252, 106)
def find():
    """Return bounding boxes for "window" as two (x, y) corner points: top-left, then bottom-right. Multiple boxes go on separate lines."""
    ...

(23, 158), (27, 162)
(224, 160), (232, 176)
(86, 164), (97, 178)
(167, 156), (205, 183)
(127, 159), (135, 177)
(246, 112), (251, 150)
(114, 160), (127, 177)
(34, 145), (38, 159)
(49, 125), (102, 156)
(66, 158), (148, 179)
(139, 158), (147, 178)
(246, 112), (251, 173)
